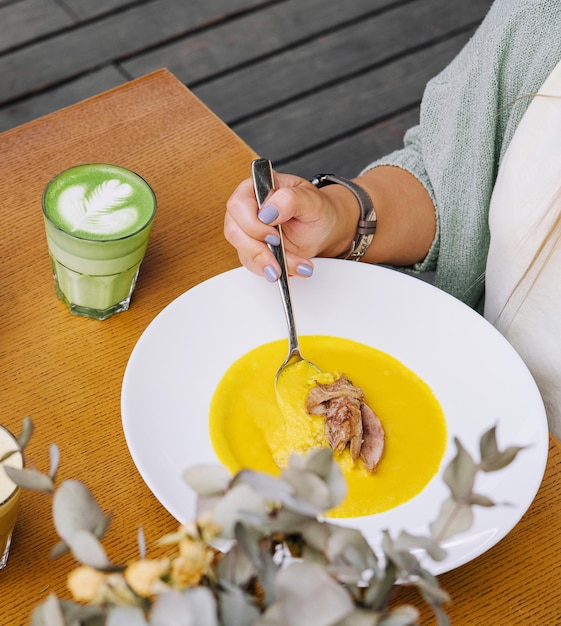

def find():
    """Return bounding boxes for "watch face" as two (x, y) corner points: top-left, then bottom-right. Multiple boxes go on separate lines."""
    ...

(311, 174), (333, 188)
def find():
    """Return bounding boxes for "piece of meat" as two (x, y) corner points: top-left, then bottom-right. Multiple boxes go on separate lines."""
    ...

(359, 402), (385, 472)
(324, 395), (363, 462)
(306, 374), (385, 472)
(306, 376), (364, 413)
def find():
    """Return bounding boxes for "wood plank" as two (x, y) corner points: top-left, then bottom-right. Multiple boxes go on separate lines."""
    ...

(119, 0), (400, 84)
(192, 0), (492, 124)
(282, 108), (421, 179)
(232, 29), (475, 163)
(0, 0), (74, 53)
(62, 0), (146, 21)
(0, 0), (270, 104)
(0, 66), (127, 132)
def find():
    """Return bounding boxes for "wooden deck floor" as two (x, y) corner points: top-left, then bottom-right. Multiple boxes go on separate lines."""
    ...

(0, 0), (493, 178)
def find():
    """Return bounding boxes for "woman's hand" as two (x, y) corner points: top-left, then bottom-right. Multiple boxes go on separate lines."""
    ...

(224, 165), (436, 281)
(224, 171), (357, 281)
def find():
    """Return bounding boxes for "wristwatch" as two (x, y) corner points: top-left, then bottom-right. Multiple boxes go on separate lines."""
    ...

(311, 173), (377, 261)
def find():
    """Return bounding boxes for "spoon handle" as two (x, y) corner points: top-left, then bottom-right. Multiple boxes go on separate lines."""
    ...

(251, 158), (300, 359)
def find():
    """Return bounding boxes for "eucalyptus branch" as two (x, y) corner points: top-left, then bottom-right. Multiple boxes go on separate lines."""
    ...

(1, 418), (58, 493)
(6, 419), (522, 626)
(0, 416), (33, 464)
(429, 427), (524, 544)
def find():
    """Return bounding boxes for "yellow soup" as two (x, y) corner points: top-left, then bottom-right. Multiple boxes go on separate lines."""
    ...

(209, 336), (447, 518)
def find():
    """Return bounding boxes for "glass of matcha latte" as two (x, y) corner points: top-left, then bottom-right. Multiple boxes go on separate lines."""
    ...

(42, 164), (157, 320)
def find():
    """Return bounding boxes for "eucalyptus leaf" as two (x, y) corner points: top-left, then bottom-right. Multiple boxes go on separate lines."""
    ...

(218, 581), (261, 626)
(255, 545), (279, 608)
(300, 541), (326, 565)
(235, 467), (328, 517)
(253, 602), (283, 626)
(478, 425), (524, 472)
(18, 416), (34, 450)
(33, 596), (103, 626)
(277, 493), (323, 517)
(467, 493), (495, 507)
(242, 508), (316, 537)
(381, 531), (420, 574)
(413, 571), (451, 606)
(327, 563), (366, 586)
(67, 529), (111, 569)
(183, 464), (232, 496)
(442, 438), (476, 501)
(59, 600), (105, 626)
(298, 518), (330, 553)
(234, 469), (294, 502)
(479, 425), (499, 461)
(94, 512), (113, 541)
(321, 463), (347, 510)
(0, 448), (17, 464)
(281, 467), (333, 511)
(286, 449), (347, 508)
(430, 497), (474, 542)
(478, 445), (524, 472)
(363, 560), (397, 612)
(211, 483), (268, 538)
(29, 594), (64, 626)
(106, 605), (147, 626)
(196, 494), (223, 520)
(53, 480), (108, 545)
(149, 588), (197, 626)
(434, 605), (451, 626)
(50, 540), (70, 560)
(327, 525), (379, 572)
(413, 573), (451, 626)
(234, 521), (264, 569)
(377, 605), (419, 626)
(4, 466), (54, 492)
(393, 531), (447, 563)
(294, 447), (334, 477)
(218, 539), (257, 587)
(183, 587), (218, 626)
(274, 561), (354, 626)
(49, 443), (60, 482)
(385, 549), (419, 575)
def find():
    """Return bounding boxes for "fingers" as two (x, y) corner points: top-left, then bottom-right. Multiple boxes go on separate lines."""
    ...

(224, 173), (316, 281)
(224, 207), (315, 281)
(224, 178), (279, 278)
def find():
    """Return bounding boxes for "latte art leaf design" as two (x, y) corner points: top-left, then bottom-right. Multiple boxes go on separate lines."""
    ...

(58, 179), (139, 235)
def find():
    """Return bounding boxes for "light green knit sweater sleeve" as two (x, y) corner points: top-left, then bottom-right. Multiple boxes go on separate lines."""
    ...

(363, 0), (561, 310)
(362, 124), (440, 273)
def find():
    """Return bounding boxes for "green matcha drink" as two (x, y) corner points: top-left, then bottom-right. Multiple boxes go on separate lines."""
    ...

(42, 164), (156, 320)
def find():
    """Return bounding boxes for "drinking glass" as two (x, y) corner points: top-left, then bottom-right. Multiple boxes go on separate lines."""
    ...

(42, 163), (157, 320)
(0, 425), (22, 570)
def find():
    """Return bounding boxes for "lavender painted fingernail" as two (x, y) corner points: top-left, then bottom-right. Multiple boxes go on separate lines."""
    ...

(265, 233), (281, 246)
(264, 265), (279, 282)
(258, 204), (279, 224)
(296, 263), (313, 277)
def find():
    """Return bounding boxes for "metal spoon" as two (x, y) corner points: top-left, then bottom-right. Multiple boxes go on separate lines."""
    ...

(251, 158), (321, 391)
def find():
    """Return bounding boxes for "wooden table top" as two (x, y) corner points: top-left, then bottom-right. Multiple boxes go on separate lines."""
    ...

(0, 69), (559, 625)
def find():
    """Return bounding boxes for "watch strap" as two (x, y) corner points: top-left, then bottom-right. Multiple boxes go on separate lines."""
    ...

(311, 173), (377, 261)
